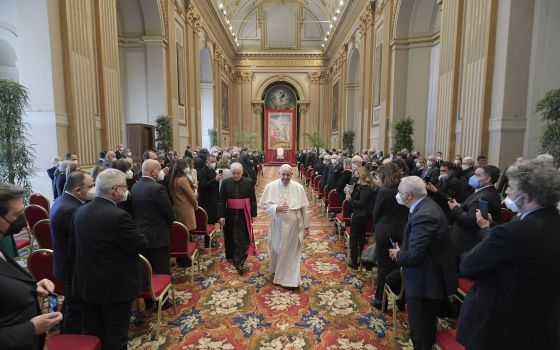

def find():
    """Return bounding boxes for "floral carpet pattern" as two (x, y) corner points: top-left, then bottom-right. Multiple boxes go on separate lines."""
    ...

(128, 166), (416, 349)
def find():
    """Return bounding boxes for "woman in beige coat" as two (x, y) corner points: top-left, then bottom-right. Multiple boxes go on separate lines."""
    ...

(169, 158), (198, 231)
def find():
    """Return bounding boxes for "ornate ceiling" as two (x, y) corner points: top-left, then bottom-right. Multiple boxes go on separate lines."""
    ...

(208, 0), (350, 52)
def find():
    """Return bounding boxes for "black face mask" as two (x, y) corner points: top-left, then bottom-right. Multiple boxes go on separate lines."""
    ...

(1, 214), (27, 237)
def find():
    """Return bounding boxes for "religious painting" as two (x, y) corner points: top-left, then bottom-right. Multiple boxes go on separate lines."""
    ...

(177, 43), (185, 106)
(222, 80), (229, 129)
(374, 44), (382, 106)
(332, 81), (339, 131)
(265, 85), (296, 110)
(267, 111), (293, 150)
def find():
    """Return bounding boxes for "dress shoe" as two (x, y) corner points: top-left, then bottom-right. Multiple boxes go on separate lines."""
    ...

(347, 262), (359, 271)
(370, 298), (386, 311)
(235, 264), (244, 275)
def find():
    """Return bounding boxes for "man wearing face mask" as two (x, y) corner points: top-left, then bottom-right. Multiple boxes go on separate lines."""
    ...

(327, 155), (343, 191)
(447, 165), (501, 259)
(49, 171), (94, 334)
(131, 160), (175, 277)
(456, 160), (560, 350)
(198, 155), (221, 238)
(70, 169), (147, 349)
(47, 155), (62, 199)
(1, 182), (63, 349)
(389, 176), (457, 350)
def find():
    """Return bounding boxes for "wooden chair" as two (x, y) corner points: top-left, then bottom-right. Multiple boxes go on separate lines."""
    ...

(190, 207), (217, 255)
(29, 193), (50, 213)
(31, 219), (52, 249)
(45, 335), (102, 350)
(382, 268), (405, 340)
(27, 249), (64, 295)
(169, 221), (200, 284)
(138, 254), (177, 340)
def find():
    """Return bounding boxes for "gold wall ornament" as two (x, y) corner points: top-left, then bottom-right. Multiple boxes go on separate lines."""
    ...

(358, 2), (375, 35)
(253, 104), (263, 115)
(237, 71), (254, 82)
(308, 72), (322, 83)
(186, 3), (202, 33)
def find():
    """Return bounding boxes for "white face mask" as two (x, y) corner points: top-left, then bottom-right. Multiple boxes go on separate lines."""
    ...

(184, 167), (191, 173)
(437, 156), (443, 161)
(120, 189), (129, 202)
(454, 160), (461, 165)
(209, 162), (217, 169)
(504, 194), (523, 213)
(461, 164), (469, 171)
(351, 164), (358, 171)
(158, 169), (165, 181)
(323, 160), (328, 164)
(125, 170), (133, 179)
(85, 188), (96, 201)
(438, 173), (449, 181)
(416, 162), (422, 168)
(395, 192), (406, 206)
(427, 160), (434, 167)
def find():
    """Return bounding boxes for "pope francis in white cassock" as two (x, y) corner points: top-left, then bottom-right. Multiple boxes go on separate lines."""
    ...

(259, 164), (310, 288)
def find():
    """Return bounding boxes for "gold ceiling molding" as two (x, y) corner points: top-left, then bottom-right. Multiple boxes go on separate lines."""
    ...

(235, 58), (324, 67)
(237, 52), (324, 58)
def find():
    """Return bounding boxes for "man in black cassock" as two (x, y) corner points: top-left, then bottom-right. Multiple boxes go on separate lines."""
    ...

(218, 163), (257, 275)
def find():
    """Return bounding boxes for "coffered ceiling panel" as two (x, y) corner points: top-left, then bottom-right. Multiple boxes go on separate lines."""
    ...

(209, 0), (350, 52)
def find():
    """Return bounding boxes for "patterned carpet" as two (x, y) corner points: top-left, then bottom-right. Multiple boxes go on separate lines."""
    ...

(127, 166), (415, 350)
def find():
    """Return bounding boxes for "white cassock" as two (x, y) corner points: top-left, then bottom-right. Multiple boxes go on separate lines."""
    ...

(259, 179), (309, 287)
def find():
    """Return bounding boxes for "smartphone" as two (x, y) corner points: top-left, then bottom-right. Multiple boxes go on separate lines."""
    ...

(479, 199), (489, 220)
(218, 169), (223, 175)
(48, 293), (58, 313)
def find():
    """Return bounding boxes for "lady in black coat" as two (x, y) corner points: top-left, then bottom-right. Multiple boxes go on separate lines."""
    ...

(345, 167), (377, 269)
(371, 162), (409, 308)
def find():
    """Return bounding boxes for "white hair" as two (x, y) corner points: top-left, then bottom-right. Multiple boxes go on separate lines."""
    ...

(399, 176), (427, 198)
(352, 155), (363, 163)
(279, 164), (293, 173)
(382, 158), (392, 165)
(536, 153), (554, 164)
(95, 168), (126, 196)
(463, 156), (474, 165)
(324, 154), (331, 160)
(230, 162), (243, 171)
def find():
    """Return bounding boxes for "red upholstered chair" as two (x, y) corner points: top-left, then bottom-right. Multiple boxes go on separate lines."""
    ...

(337, 199), (351, 241)
(169, 221), (200, 284)
(326, 189), (342, 217)
(29, 193), (50, 213)
(311, 175), (321, 204)
(31, 219), (52, 249)
(138, 254), (177, 340)
(501, 207), (515, 223)
(24, 204), (49, 234)
(190, 207), (217, 255)
(45, 334), (101, 350)
(452, 277), (476, 303)
(27, 249), (64, 295)
(321, 186), (329, 213)
(434, 329), (464, 350)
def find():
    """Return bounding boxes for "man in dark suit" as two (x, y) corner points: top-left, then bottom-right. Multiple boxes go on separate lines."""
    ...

(420, 154), (440, 184)
(71, 169), (147, 349)
(456, 160), (560, 350)
(389, 176), (457, 350)
(326, 155), (343, 190)
(0, 182), (62, 349)
(426, 162), (461, 224)
(198, 154), (221, 228)
(50, 171), (94, 334)
(448, 165), (501, 258)
(131, 159), (174, 274)
(47, 155), (62, 199)
(457, 156), (475, 201)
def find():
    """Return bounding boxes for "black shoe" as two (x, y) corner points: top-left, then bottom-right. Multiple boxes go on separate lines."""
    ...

(396, 298), (406, 311)
(347, 262), (359, 271)
(236, 265), (244, 275)
(370, 298), (386, 311)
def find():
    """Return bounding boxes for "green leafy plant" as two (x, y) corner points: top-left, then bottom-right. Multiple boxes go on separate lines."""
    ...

(155, 115), (173, 152)
(235, 132), (257, 148)
(304, 132), (325, 148)
(0, 79), (36, 194)
(393, 116), (414, 153)
(535, 88), (560, 167)
(342, 130), (356, 152)
(208, 128), (218, 147)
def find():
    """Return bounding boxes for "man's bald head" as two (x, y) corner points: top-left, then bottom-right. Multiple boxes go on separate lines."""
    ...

(142, 159), (161, 180)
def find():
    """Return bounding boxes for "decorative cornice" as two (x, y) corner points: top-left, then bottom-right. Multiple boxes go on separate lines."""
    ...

(237, 51), (324, 59)
(236, 71), (254, 83)
(358, 2), (375, 35)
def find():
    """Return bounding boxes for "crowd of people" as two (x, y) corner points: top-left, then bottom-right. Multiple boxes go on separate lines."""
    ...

(297, 147), (560, 350)
(0, 143), (559, 350)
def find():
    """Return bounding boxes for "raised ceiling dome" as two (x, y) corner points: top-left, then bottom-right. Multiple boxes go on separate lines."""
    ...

(211, 0), (349, 52)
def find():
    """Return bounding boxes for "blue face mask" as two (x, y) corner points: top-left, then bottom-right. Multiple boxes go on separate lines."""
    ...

(468, 175), (480, 189)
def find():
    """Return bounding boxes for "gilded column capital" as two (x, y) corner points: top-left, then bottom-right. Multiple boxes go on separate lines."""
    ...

(308, 72), (321, 83)
(186, 3), (202, 33)
(237, 71), (254, 83)
(253, 104), (263, 114)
